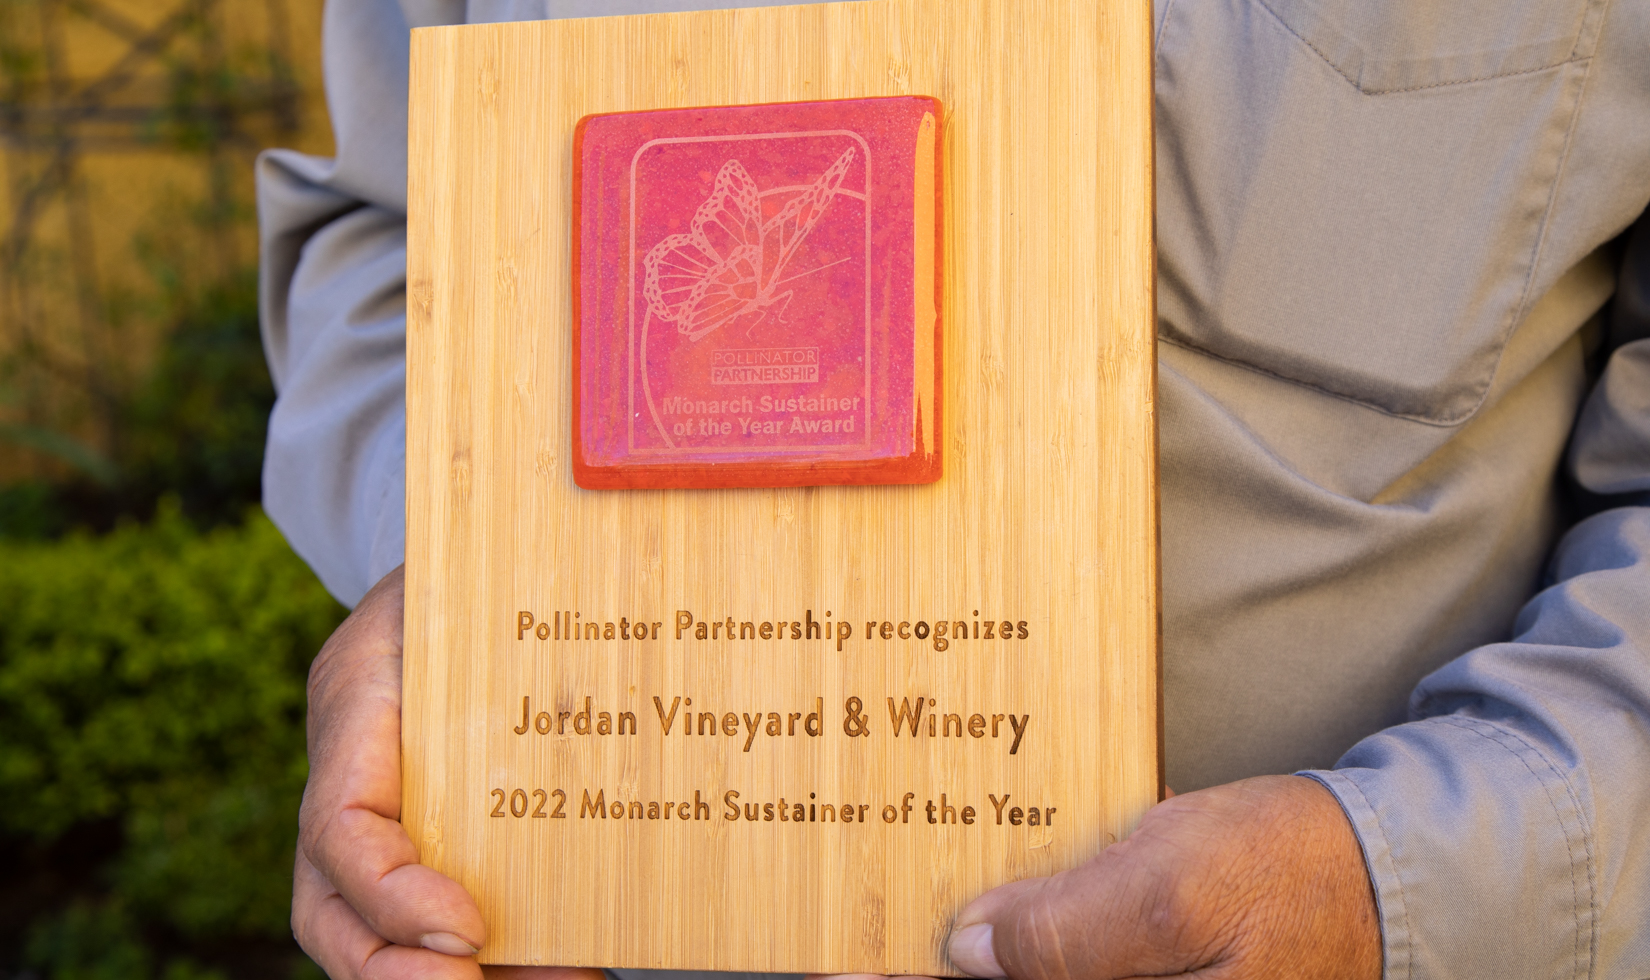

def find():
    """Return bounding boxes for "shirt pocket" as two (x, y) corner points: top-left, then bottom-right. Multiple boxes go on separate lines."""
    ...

(1257, 0), (1604, 94)
(1153, 0), (1608, 424)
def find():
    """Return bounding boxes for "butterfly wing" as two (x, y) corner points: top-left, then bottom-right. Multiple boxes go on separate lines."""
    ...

(673, 244), (765, 341)
(643, 233), (719, 321)
(644, 159), (764, 323)
(759, 146), (857, 289)
(691, 158), (764, 259)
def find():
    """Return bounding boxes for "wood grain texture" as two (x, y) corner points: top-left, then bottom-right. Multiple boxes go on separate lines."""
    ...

(404, 0), (1158, 972)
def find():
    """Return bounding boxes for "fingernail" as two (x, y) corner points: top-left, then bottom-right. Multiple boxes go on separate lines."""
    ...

(949, 923), (1004, 978)
(420, 932), (480, 956)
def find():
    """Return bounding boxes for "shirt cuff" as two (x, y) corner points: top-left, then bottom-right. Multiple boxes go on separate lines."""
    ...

(1300, 714), (1596, 980)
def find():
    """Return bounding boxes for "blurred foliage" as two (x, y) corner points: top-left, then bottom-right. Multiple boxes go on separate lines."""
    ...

(0, 0), (317, 536)
(0, 507), (344, 979)
(0, 265), (275, 541)
(0, 4), (341, 976)
(124, 268), (272, 526)
(0, 239), (326, 976)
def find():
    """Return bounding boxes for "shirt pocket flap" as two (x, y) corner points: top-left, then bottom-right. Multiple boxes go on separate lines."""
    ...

(1154, 0), (1605, 425)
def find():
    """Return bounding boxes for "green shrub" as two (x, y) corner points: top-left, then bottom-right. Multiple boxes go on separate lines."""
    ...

(0, 270), (276, 542)
(0, 506), (345, 978)
(122, 271), (276, 530)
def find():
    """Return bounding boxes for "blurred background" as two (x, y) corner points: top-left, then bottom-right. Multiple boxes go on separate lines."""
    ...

(0, 1), (345, 977)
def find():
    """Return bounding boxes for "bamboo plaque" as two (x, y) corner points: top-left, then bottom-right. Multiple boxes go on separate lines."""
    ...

(404, 0), (1159, 974)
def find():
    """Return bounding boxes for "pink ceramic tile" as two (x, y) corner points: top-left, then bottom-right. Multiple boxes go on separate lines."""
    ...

(573, 96), (943, 489)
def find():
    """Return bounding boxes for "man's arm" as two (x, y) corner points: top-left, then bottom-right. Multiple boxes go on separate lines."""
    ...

(259, 2), (544, 972)
(295, 565), (609, 979)
(934, 217), (1650, 980)
(942, 775), (1380, 980)
(257, 0), (464, 607)
(1299, 218), (1650, 979)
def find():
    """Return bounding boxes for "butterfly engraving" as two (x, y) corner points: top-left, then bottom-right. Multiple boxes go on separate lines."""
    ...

(643, 146), (857, 341)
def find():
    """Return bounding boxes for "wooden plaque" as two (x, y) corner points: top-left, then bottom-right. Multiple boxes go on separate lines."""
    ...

(404, 0), (1159, 973)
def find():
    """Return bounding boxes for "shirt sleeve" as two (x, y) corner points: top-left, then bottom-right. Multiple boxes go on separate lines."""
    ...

(256, 0), (795, 606)
(1304, 216), (1650, 979)
(257, 0), (464, 606)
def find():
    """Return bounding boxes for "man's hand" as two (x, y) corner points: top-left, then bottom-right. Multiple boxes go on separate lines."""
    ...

(942, 776), (1381, 980)
(292, 567), (605, 980)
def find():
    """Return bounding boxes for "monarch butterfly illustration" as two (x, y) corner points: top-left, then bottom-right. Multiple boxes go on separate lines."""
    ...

(642, 146), (858, 341)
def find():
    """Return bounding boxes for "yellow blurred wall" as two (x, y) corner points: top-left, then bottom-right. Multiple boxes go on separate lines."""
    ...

(0, 0), (333, 480)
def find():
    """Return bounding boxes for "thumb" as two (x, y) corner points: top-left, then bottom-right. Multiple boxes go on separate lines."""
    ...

(946, 845), (1199, 980)
(946, 873), (1135, 980)
(946, 877), (1033, 979)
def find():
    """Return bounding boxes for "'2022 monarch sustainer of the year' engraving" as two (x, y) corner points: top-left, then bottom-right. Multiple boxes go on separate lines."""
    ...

(572, 96), (944, 489)
(486, 787), (1059, 828)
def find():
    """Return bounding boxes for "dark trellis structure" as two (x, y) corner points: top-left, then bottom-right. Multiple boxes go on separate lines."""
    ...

(0, 0), (306, 475)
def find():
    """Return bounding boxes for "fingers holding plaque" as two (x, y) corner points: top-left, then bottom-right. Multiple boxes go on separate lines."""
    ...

(573, 97), (943, 489)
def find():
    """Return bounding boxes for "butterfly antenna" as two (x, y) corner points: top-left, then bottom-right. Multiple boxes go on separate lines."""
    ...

(773, 255), (852, 287)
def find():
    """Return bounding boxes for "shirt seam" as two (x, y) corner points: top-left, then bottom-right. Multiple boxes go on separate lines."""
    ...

(1154, 0), (1178, 64)
(1317, 713), (1599, 979)
(1248, 0), (1586, 96)
(1497, 47), (1603, 409)
(1302, 770), (1413, 980)
(1358, 60), (1579, 97)
(1433, 715), (1598, 979)
(1156, 335), (1467, 428)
